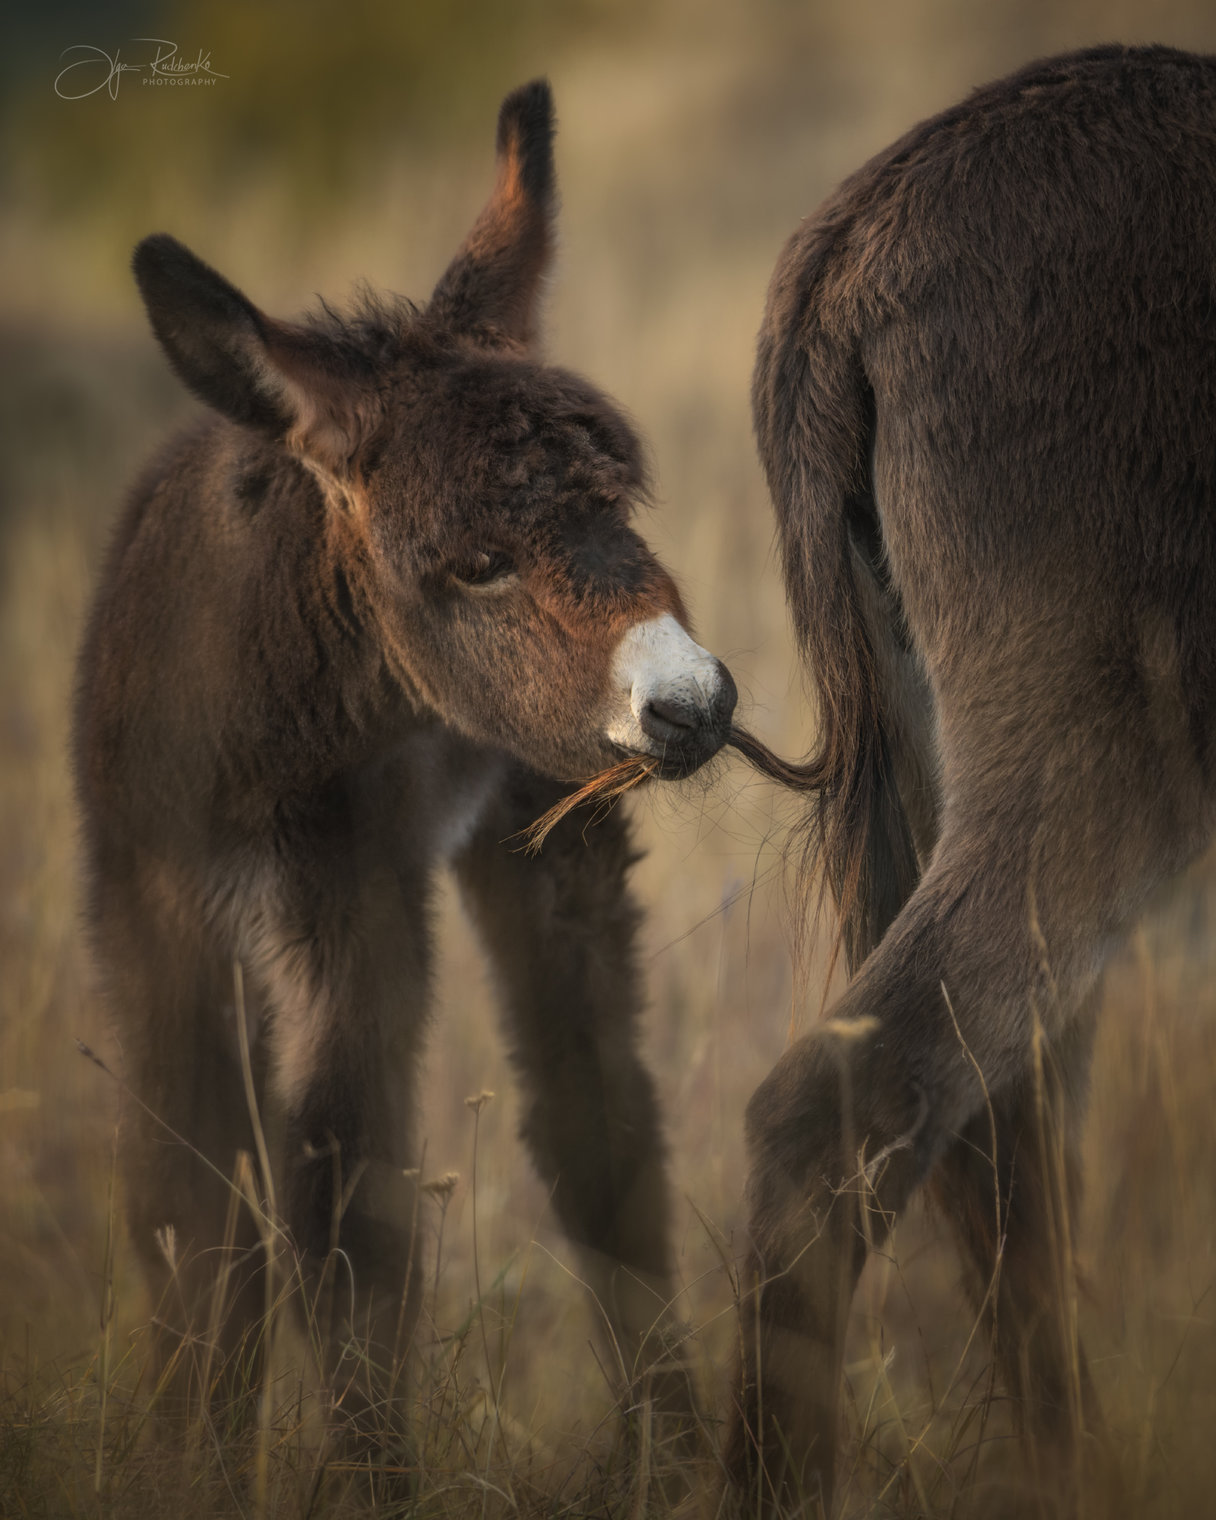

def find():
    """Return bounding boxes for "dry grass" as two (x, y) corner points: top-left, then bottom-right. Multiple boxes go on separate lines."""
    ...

(519, 758), (660, 855)
(6, 3), (1216, 1516)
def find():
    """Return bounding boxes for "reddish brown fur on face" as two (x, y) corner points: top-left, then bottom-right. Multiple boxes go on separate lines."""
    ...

(730, 44), (1216, 1514)
(74, 79), (715, 1465)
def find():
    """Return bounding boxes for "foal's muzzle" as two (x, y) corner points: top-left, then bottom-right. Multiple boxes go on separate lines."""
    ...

(605, 614), (738, 778)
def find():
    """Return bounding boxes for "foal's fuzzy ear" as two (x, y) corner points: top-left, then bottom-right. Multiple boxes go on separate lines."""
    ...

(133, 234), (372, 477)
(427, 79), (556, 348)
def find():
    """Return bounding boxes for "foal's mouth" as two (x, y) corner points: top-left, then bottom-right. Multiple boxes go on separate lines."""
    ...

(521, 717), (747, 855)
(613, 735), (726, 781)
(520, 643), (744, 852)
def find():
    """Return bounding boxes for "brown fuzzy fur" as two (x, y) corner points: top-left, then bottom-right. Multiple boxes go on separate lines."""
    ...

(73, 81), (725, 1467)
(729, 45), (1216, 1514)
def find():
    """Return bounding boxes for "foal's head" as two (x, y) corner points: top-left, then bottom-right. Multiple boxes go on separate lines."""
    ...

(132, 81), (736, 781)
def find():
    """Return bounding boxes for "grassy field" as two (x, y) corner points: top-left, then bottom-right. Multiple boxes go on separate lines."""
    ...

(5, 3), (1216, 1515)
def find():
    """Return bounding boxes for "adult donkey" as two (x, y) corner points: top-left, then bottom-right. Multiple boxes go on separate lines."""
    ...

(75, 80), (735, 1460)
(729, 44), (1216, 1514)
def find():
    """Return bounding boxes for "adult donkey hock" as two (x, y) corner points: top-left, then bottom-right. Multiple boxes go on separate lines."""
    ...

(729, 45), (1216, 1514)
(75, 81), (735, 1457)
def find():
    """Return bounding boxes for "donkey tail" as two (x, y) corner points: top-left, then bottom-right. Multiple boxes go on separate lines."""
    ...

(750, 233), (919, 978)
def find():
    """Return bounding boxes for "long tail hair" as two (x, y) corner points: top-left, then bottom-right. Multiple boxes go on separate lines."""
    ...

(745, 227), (919, 980)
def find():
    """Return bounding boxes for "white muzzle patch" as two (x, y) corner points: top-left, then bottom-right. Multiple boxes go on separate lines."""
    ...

(605, 613), (725, 755)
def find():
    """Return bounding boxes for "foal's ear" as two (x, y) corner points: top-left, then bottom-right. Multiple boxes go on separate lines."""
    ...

(133, 234), (372, 476)
(427, 79), (556, 348)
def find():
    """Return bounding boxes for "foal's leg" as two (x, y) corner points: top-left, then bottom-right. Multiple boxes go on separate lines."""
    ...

(251, 811), (432, 1470)
(929, 1000), (1104, 1504)
(453, 767), (699, 1447)
(103, 891), (268, 1424)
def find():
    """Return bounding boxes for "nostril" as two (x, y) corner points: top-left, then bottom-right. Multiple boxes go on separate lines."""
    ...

(640, 695), (696, 743)
(646, 695), (695, 730)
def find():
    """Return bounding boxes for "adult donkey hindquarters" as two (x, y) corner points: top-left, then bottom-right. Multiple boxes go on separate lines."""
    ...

(728, 45), (1216, 1514)
(74, 80), (736, 1463)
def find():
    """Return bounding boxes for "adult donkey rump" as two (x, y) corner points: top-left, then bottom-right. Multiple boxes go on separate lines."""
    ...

(730, 44), (1216, 1513)
(75, 80), (735, 1460)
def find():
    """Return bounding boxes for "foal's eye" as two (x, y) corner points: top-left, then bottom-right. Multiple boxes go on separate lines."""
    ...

(450, 549), (516, 588)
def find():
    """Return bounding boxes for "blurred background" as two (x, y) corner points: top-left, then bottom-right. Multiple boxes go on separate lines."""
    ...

(5, 1), (1216, 1513)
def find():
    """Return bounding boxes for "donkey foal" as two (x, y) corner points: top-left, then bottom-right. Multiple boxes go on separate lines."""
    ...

(729, 44), (1216, 1515)
(74, 81), (735, 1471)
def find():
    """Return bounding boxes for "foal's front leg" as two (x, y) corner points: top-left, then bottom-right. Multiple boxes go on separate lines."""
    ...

(249, 815), (433, 1470)
(453, 766), (700, 1452)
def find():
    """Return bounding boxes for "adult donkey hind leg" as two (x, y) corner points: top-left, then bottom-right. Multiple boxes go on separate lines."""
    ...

(74, 80), (735, 1473)
(728, 45), (1216, 1515)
